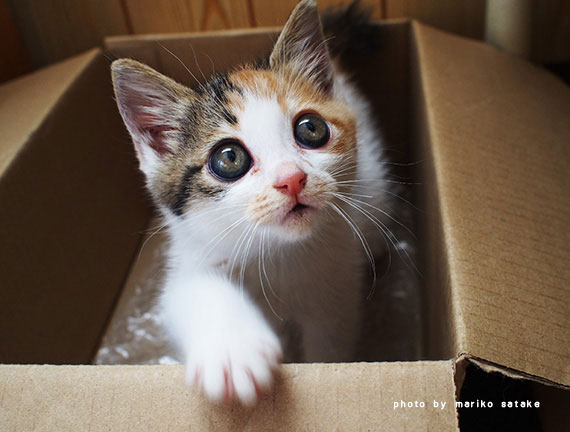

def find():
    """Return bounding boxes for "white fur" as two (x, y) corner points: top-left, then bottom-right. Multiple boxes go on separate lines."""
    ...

(161, 267), (281, 405)
(158, 72), (388, 405)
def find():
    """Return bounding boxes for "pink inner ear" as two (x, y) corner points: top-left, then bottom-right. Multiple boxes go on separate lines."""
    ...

(136, 112), (176, 155)
(146, 125), (175, 155)
(117, 79), (182, 157)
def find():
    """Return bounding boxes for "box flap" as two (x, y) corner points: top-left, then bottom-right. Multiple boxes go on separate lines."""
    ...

(0, 50), (151, 363)
(412, 22), (570, 386)
(105, 29), (280, 88)
(0, 362), (458, 431)
(0, 49), (100, 176)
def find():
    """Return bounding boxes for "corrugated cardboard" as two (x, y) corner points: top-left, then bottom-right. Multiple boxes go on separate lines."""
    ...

(412, 22), (570, 387)
(0, 19), (568, 430)
(0, 362), (457, 431)
(0, 49), (151, 364)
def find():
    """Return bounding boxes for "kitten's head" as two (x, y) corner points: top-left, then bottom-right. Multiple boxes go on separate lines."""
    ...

(112, 0), (357, 244)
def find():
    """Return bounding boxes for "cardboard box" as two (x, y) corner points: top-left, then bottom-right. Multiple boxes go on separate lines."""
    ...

(0, 21), (568, 430)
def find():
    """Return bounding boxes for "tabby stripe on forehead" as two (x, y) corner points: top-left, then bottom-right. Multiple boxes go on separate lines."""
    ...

(172, 165), (202, 216)
(209, 74), (242, 100)
(197, 74), (241, 126)
(211, 75), (240, 126)
(221, 109), (238, 126)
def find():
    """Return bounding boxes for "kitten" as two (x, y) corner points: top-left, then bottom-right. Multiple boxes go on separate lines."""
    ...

(111, 0), (389, 405)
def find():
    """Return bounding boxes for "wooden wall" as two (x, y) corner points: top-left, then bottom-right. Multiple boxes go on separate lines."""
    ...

(0, 0), (31, 82)
(1, 0), (569, 83)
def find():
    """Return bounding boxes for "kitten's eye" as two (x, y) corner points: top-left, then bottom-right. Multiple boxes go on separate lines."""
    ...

(294, 113), (330, 149)
(209, 141), (252, 181)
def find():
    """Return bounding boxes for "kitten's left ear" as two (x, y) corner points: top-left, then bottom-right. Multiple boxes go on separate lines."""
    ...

(270, 0), (333, 93)
(111, 59), (193, 178)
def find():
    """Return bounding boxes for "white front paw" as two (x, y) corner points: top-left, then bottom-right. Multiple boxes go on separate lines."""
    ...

(185, 317), (282, 406)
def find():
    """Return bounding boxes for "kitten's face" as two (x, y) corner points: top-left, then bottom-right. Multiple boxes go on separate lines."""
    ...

(183, 70), (356, 241)
(112, 0), (355, 243)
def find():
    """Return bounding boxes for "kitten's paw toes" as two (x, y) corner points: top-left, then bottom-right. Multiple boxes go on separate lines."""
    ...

(186, 334), (282, 406)
(185, 364), (203, 389)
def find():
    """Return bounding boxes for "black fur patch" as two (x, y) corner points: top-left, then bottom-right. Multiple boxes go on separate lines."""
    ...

(209, 74), (237, 100)
(194, 73), (242, 126)
(172, 165), (202, 216)
(171, 165), (225, 216)
(221, 108), (238, 125)
(320, 0), (381, 60)
(252, 57), (270, 70)
(196, 184), (224, 197)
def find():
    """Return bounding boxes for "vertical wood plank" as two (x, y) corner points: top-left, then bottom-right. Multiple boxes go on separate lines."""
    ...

(385, 0), (486, 39)
(385, 0), (406, 18)
(532, 0), (570, 63)
(236, 0), (295, 27)
(0, 0), (32, 83)
(124, 0), (198, 33)
(7, 0), (130, 67)
(319, 0), (382, 20)
(250, 0), (382, 27)
(124, 0), (252, 33)
(205, 0), (254, 30)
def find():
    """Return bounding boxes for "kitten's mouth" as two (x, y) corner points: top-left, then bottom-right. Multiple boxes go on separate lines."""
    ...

(291, 203), (309, 213)
(282, 202), (313, 224)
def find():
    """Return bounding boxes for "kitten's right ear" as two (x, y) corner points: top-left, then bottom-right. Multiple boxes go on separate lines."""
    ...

(111, 59), (192, 177)
(270, 0), (333, 94)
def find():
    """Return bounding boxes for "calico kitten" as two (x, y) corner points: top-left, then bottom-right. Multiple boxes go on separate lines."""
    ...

(112, 0), (389, 405)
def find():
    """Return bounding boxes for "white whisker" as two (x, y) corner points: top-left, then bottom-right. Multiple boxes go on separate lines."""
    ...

(332, 191), (373, 199)
(198, 214), (249, 266)
(239, 222), (259, 294)
(328, 202), (377, 291)
(334, 193), (416, 240)
(332, 193), (421, 278)
(333, 183), (422, 212)
(188, 41), (207, 83)
(135, 218), (170, 265)
(229, 222), (256, 295)
(335, 178), (421, 186)
(258, 228), (284, 320)
(157, 42), (205, 92)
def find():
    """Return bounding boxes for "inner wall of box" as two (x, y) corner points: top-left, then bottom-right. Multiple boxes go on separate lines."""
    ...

(94, 21), (453, 365)
(342, 22), (424, 361)
(409, 27), (457, 360)
(0, 52), (152, 365)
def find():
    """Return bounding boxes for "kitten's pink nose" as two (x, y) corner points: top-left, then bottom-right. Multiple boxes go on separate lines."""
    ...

(274, 166), (307, 198)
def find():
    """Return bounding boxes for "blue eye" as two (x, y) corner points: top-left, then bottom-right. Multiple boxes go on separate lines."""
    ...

(294, 113), (330, 149)
(209, 141), (252, 181)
